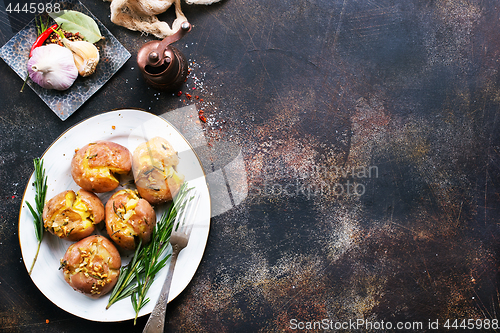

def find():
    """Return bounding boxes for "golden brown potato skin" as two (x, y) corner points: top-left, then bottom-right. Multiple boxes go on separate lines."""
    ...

(71, 141), (132, 193)
(132, 137), (185, 204)
(61, 235), (121, 298)
(42, 189), (104, 241)
(105, 189), (156, 250)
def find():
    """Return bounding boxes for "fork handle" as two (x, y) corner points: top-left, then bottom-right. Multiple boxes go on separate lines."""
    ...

(142, 250), (180, 333)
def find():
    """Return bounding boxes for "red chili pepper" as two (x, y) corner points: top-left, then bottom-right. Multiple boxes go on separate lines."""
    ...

(29, 24), (58, 58)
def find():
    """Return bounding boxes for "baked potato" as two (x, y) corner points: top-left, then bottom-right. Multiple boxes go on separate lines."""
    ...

(60, 235), (121, 298)
(105, 189), (156, 250)
(43, 189), (104, 241)
(132, 137), (185, 204)
(71, 141), (132, 193)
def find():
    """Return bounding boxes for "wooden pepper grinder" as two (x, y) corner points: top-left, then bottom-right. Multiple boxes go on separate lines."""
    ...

(137, 22), (191, 91)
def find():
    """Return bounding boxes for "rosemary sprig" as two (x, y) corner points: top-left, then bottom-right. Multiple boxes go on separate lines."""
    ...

(25, 158), (48, 275)
(106, 183), (193, 324)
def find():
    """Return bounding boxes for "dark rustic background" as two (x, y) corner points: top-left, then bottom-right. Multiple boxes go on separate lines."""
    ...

(1, 0), (500, 332)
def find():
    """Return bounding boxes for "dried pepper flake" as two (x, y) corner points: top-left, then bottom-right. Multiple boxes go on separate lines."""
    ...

(199, 115), (207, 123)
(186, 93), (192, 99)
(176, 91), (183, 97)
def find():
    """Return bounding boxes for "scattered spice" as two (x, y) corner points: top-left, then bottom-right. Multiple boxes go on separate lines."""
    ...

(44, 29), (85, 46)
(173, 59), (230, 139)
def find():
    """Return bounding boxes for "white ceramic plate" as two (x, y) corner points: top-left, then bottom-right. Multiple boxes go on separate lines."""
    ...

(18, 109), (211, 322)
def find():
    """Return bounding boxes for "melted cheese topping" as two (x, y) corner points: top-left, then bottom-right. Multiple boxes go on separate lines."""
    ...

(48, 191), (94, 237)
(112, 190), (139, 236)
(73, 194), (92, 221)
(82, 155), (119, 183)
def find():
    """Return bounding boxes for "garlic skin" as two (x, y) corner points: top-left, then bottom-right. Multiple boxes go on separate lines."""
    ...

(27, 44), (79, 91)
(62, 39), (100, 77)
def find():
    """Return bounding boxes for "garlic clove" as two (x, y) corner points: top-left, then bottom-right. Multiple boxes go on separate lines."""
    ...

(62, 39), (100, 77)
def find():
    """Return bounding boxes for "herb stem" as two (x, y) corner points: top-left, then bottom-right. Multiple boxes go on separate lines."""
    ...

(28, 242), (41, 275)
(20, 75), (29, 93)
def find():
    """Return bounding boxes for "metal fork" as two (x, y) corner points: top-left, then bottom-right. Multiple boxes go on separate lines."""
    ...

(143, 193), (200, 333)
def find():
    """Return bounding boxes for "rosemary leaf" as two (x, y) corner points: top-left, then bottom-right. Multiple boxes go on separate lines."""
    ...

(106, 238), (144, 308)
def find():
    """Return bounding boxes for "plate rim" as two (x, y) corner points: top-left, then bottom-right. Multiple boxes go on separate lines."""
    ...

(18, 109), (211, 322)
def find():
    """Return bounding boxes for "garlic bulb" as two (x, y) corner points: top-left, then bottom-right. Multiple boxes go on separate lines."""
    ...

(27, 44), (79, 91)
(62, 39), (100, 77)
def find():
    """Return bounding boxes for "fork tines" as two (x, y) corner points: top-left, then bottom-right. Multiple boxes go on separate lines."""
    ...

(173, 192), (200, 238)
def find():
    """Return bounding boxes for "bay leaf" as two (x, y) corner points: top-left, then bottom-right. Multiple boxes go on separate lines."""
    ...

(49, 10), (102, 43)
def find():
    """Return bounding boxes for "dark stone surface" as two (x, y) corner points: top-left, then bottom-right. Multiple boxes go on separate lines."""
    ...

(2, 0), (500, 332)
